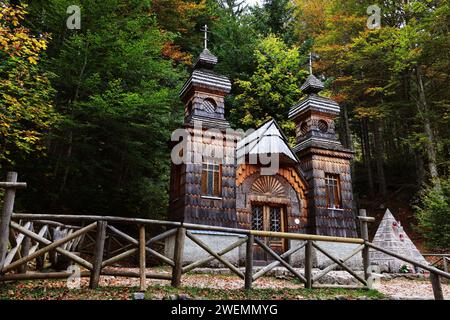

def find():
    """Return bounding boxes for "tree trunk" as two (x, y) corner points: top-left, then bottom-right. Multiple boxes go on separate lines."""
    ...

(373, 120), (387, 199)
(59, 41), (89, 195)
(415, 67), (441, 191)
(415, 150), (425, 188)
(361, 120), (375, 197)
(59, 131), (73, 194)
(342, 104), (352, 148)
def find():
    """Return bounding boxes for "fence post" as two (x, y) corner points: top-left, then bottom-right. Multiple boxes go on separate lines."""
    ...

(443, 257), (448, 274)
(0, 172), (19, 271)
(305, 240), (312, 289)
(359, 209), (370, 283)
(171, 227), (186, 287)
(430, 272), (444, 300)
(245, 234), (254, 290)
(89, 220), (107, 289)
(139, 225), (146, 291)
(19, 222), (32, 274)
(36, 255), (45, 271)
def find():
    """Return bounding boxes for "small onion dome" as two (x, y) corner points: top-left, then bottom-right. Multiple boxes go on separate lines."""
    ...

(300, 74), (325, 94)
(193, 48), (218, 70)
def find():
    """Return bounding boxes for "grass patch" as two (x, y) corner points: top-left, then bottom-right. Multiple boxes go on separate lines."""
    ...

(0, 281), (136, 300)
(0, 279), (385, 300)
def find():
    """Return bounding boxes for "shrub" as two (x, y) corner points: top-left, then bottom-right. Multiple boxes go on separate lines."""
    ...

(415, 179), (450, 250)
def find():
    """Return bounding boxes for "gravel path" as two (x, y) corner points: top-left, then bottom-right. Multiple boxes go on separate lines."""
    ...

(373, 278), (449, 300)
(94, 271), (302, 290)
(93, 268), (450, 300)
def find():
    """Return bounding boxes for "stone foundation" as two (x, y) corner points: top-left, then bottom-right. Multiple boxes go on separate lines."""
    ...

(288, 240), (363, 270)
(165, 232), (363, 270)
(164, 231), (246, 267)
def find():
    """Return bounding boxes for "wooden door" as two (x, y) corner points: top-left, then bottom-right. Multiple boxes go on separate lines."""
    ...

(251, 204), (286, 265)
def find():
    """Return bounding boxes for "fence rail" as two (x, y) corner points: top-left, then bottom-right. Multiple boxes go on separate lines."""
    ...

(423, 254), (449, 274)
(1, 172), (449, 300)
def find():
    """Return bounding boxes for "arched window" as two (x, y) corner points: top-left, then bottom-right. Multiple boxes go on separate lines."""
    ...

(318, 120), (328, 133)
(202, 98), (217, 113)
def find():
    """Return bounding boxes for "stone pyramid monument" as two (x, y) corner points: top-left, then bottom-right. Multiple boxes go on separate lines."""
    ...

(370, 209), (428, 272)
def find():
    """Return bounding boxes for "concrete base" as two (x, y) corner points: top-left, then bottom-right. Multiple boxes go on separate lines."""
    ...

(165, 232), (363, 270)
(164, 231), (247, 267)
(288, 240), (363, 270)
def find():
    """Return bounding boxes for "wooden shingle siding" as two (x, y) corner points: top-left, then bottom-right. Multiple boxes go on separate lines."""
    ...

(298, 151), (358, 238)
(170, 48), (359, 242)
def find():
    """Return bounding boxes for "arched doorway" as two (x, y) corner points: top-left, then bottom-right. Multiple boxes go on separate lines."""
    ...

(235, 165), (308, 265)
(249, 175), (289, 265)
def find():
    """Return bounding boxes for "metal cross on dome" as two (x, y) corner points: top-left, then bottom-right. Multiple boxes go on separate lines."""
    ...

(308, 52), (319, 75)
(200, 24), (211, 49)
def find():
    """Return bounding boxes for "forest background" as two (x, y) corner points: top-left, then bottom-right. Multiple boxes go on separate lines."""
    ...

(1, 0), (449, 249)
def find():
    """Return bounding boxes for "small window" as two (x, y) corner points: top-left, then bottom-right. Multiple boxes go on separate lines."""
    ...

(325, 173), (341, 209)
(186, 101), (193, 117)
(318, 120), (328, 132)
(202, 98), (217, 113)
(201, 161), (222, 197)
(300, 122), (308, 136)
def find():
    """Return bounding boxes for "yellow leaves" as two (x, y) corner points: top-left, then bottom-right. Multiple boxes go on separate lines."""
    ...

(39, 40), (47, 51)
(27, 56), (38, 65)
(364, 87), (383, 96)
(2, 94), (20, 108)
(0, 38), (8, 48)
(0, 4), (49, 65)
(354, 106), (384, 120)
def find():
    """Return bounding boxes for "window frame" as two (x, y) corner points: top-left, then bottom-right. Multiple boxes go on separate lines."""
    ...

(201, 160), (222, 198)
(324, 173), (342, 209)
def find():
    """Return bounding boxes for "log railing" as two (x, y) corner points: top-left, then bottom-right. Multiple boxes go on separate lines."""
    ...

(423, 254), (449, 273)
(1, 172), (449, 300)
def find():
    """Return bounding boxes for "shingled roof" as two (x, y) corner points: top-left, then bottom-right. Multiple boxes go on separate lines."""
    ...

(288, 94), (340, 120)
(193, 48), (218, 69)
(236, 119), (299, 164)
(300, 74), (325, 94)
(179, 49), (231, 99)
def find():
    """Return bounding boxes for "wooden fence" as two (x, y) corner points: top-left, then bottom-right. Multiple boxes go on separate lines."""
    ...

(0, 172), (449, 299)
(423, 254), (449, 274)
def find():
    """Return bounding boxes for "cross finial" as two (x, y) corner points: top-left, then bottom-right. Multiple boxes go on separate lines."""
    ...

(309, 52), (313, 75)
(200, 24), (210, 50)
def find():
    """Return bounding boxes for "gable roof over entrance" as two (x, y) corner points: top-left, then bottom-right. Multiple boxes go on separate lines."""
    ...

(236, 119), (299, 164)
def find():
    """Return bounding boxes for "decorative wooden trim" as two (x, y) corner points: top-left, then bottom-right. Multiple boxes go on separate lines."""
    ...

(251, 176), (285, 196)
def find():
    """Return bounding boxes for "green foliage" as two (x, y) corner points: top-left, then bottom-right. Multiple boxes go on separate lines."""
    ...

(210, 4), (259, 82)
(250, 0), (296, 44)
(233, 35), (307, 140)
(15, 0), (187, 218)
(399, 264), (412, 273)
(2, 0), (449, 241)
(299, 0), (449, 193)
(415, 179), (450, 249)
